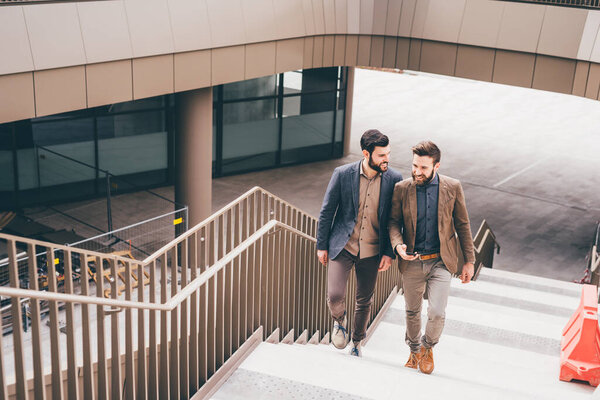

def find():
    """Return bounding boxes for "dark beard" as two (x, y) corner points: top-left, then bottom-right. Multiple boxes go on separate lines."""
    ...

(368, 155), (388, 173)
(412, 170), (434, 186)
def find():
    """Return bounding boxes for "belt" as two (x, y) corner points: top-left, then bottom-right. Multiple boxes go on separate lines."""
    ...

(418, 253), (440, 261)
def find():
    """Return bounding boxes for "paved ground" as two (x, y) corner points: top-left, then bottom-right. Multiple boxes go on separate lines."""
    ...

(23, 68), (600, 282)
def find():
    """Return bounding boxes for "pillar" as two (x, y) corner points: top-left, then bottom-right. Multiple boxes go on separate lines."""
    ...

(175, 87), (213, 229)
(343, 67), (355, 156)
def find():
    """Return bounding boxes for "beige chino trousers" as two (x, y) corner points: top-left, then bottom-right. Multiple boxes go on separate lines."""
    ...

(402, 257), (452, 352)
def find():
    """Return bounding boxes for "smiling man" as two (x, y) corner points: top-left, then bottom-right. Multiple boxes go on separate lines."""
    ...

(389, 140), (475, 374)
(317, 129), (403, 357)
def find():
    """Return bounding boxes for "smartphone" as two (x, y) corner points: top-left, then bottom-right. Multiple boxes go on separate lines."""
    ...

(405, 251), (419, 256)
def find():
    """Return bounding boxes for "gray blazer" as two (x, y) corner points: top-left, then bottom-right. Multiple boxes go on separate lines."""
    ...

(317, 160), (403, 260)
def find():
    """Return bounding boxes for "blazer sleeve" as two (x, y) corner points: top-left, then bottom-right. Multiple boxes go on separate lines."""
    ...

(388, 183), (405, 253)
(317, 168), (341, 251)
(453, 182), (476, 264)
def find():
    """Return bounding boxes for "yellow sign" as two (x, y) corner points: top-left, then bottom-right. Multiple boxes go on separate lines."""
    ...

(173, 218), (183, 225)
(54, 258), (59, 265)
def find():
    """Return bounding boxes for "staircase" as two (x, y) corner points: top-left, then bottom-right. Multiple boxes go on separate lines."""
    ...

(211, 267), (596, 400)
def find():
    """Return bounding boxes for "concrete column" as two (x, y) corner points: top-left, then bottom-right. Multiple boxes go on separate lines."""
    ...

(175, 87), (213, 228)
(343, 67), (355, 156)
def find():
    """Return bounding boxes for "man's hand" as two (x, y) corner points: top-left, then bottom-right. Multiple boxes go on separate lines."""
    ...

(396, 244), (419, 261)
(317, 250), (328, 266)
(460, 262), (474, 283)
(378, 255), (392, 271)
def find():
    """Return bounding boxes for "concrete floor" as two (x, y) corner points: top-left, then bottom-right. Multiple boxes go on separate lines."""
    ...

(23, 68), (600, 282)
(213, 68), (600, 282)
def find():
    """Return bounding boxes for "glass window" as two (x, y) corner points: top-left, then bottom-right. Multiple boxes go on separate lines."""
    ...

(223, 76), (277, 100)
(98, 109), (167, 176)
(222, 99), (278, 174)
(282, 71), (303, 95)
(0, 124), (13, 192)
(281, 92), (335, 165)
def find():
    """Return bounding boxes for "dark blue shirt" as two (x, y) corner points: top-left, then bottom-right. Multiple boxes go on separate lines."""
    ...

(414, 173), (440, 254)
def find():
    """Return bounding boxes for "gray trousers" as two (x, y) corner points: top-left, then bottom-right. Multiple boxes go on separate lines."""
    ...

(327, 250), (379, 343)
(402, 257), (452, 352)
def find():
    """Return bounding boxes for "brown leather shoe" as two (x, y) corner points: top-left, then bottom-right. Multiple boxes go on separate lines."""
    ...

(404, 350), (421, 369)
(418, 347), (434, 374)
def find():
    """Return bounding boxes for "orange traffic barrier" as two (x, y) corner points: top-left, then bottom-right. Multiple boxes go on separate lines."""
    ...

(560, 284), (600, 386)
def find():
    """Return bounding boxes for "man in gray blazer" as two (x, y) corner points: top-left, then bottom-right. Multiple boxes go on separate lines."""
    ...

(389, 140), (475, 375)
(317, 129), (403, 357)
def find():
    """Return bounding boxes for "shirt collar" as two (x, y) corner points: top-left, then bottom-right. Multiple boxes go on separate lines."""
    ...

(416, 172), (439, 189)
(360, 160), (381, 179)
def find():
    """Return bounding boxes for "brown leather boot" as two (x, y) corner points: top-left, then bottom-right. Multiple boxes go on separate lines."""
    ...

(418, 347), (434, 374)
(404, 350), (421, 369)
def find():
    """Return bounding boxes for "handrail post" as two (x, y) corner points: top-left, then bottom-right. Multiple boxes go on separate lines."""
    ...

(106, 172), (113, 237)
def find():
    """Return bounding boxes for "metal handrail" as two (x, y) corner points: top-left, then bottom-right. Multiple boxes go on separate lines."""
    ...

(0, 220), (310, 312)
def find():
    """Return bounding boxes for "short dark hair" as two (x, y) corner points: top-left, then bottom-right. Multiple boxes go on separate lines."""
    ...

(412, 140), (441, 164)
(360, 129), (389, 155)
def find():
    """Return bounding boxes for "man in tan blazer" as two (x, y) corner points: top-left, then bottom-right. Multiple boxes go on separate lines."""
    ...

(389, 140), (475, 375)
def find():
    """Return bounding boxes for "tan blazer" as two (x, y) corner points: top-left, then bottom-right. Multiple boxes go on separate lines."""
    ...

(388, 174), (475, 274)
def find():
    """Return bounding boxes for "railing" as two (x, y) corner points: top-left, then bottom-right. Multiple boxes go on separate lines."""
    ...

(0, 186), (402, 399)
(587, 222), (600, 289)
(502, 0), (600, 8)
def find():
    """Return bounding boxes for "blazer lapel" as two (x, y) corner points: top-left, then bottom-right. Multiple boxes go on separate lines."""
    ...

(378, 171), (389, 218)
(408, 180), (417, 231)
(437, 174), (448, 229)
(351, 160), (361, 215)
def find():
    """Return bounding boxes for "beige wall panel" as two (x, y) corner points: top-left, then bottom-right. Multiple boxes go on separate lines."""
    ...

(174, 50), (211, 92)
(492, 50), (535, 88)
(422, 0), (466, 42)
(372, 0), (389, 36)
(360, 0), (375, 35)
(532, 55), (576, 94)
(334, 0), (348, 34)
(591, 28), (600, 63)
(211, 46), (245, 85)
(577, 11), (600, 60)
(24, 3), (86, 70)
(87, 60), (133, 108)
(124, 0), (174, 58)
(242, 0), (277, 43)
(167, 0), (212, 52)
(345, 35), (359, 66)
(322, 36), (335, 67)
(385, 0), (403, 36)
(313, 36), (325, 68)
(572, 61), (590, 96)
(407, 39), (422, 70)
(357, 36), (372, 66)
(585, 63), (600, 99)
(370, 36), (385, 68)
(133, 55), (174, 100)
(35, 66), (86, 117)
(323, 0), (336, 34)
(304, 37), (315, 69)
(303, 0), (316, 35)
(0, 73), (35, 123)
(274, 0), (306, 39)
(347, 0), (361, 34)
(207, 0), (246, 48)
(396, 37), (410, 69)
(458, 0), (504, 48)
(496, 3), (545, 53)
(333, 35), (347, 66)
(537, 6), (587, 59)
(0, 7), (34, 75)
(383, 37), (398, 68)
(276, 38), (304, 73)
(78, 1), (132, 63)
(420, 41), (457, 76)
(410, 0), (429, 39)
(245, 42), (276, 79)
(312, 0), (326, 35)
(399, 0), (417, 37)
(455, 45), (494, 82)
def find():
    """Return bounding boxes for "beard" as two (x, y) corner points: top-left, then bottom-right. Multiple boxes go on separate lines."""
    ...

(368, 154), (388, 173)
(412, 169), (434, 186)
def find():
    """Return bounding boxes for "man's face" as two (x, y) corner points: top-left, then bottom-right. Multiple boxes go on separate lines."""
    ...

(412, 154), (439, 186)
(365, 145), (391, 173)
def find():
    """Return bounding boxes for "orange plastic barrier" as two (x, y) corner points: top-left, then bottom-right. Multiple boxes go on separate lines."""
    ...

(560, 284), (600, 386)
